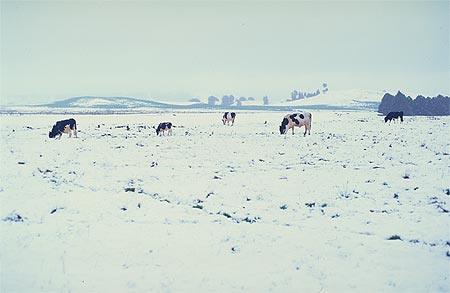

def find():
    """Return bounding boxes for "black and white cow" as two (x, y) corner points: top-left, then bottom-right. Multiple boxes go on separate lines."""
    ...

(222, 112), (236, 126)
(279, 112), (312, 136)
(384, 111), (404, 123)
(49, 118), (77, 139)
(155, 122), (173, 136)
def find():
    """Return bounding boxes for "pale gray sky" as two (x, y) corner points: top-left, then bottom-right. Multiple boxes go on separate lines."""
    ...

(1, 0), (449, 105)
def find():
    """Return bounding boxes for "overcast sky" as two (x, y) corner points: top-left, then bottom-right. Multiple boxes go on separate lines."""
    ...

(1, 0), (449, 105)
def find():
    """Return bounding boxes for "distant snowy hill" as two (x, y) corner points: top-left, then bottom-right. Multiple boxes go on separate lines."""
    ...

(1, 90), (383, 114)
(43, 96), (177, 108)
(44, 90), (382, 110)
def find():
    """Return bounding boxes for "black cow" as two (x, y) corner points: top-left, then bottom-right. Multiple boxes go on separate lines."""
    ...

(155, 122), (173, 136)
(384, 111), (404, 123)
(222, 112), (236, 125)
(49, 118), (77, 139)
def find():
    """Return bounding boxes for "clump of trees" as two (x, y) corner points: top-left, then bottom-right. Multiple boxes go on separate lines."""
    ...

(221, 95), (235, 106)
(207, 95), (268, 106)
(288, 83), (328, 101)
(208, 96), (219, 106)
(378, 91), (449, 116)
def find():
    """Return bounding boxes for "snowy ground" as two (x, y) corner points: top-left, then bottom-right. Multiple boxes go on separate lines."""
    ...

(1, 110), (449, 292)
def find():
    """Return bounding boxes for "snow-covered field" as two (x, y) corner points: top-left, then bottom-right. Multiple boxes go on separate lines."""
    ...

(1, 110), (449, 292)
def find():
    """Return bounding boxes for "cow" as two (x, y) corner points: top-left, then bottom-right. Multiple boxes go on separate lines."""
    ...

(222, 112), (236, 126)
(49, 118), (77, 139)
(155, 122), (173, 136)
(279, 112), (312, 136)
(384, 111), (404, 123)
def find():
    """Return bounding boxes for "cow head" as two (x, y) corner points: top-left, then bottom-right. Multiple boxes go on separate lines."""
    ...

(48, 126), (57, 138)
(279, 118), (289, 134)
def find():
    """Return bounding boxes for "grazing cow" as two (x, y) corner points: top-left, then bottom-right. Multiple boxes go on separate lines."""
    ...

(49, 118), (77, 139)
(222, 112), (236, 125)
(279, 112), (312, 136)
(155, 122), (173, 136)
(384, 111), (404, 123)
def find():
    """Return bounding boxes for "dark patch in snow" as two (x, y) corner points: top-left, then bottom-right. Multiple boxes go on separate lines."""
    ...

(437, 205), (449, 213)
(370, 209), (398, 214)
(218, 211), (260, 224)
(245, 216), (260, 223)
(38, 168), (53, 174)
(50, 207), (64, 214)
(18, 161), (25, 165)
(125, 187), (136, 192)
(387, 235), (402, 241)
(305, 202), (315, 208)
(192, 205), (203, 210)
(280, 204), (288, 210)
(220, 212), (232, 219)
(3, 211), (24, 222)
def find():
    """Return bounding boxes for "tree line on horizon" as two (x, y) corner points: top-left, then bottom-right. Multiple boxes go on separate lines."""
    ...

(378, 91), (449, 116)
(190, 83), (329, 107)
(189, 95), (269, 106)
